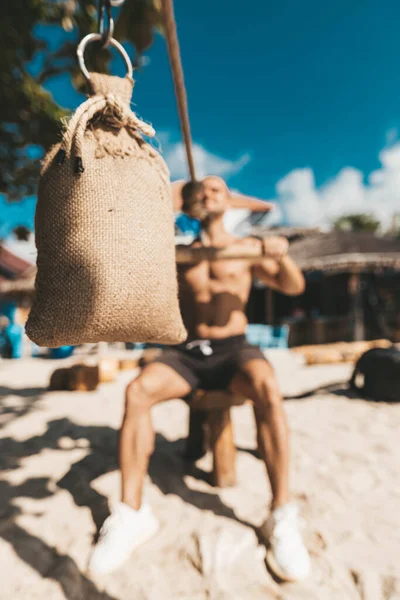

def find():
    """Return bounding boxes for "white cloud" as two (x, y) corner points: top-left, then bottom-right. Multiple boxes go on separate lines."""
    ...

(159, 135), (251, 180)
(276, 142), (400, 229)
(386, 128), (398, 146)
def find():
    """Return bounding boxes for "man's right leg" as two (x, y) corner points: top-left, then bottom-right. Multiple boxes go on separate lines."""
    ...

(89, 362), (192, 575)
(120, 362), (192, 510)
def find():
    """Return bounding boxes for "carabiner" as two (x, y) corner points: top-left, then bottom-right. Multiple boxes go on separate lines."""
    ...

(98, 0), (114, 47)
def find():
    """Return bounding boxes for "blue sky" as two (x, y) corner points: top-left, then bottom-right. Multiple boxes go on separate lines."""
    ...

(3, 0), (400, 235)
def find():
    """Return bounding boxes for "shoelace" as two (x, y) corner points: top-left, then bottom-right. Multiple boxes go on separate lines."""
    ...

(272, 507), (305, 541)
(99, 507), (124, 538)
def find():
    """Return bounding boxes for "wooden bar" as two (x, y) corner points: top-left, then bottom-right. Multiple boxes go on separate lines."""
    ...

(176, 245), (264, 265)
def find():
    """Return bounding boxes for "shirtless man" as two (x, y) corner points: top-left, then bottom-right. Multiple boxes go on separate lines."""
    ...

(89, 176), (311, 582)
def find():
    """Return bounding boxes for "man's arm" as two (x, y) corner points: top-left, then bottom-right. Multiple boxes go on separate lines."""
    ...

(251, 237), (305, 296)
(229, 193), (275, 212)
(175, 236), (305, 296)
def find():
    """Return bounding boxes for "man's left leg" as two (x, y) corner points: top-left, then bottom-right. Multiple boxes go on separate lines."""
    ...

(230, 359), (311, 582)
(230, 359), (289, 508)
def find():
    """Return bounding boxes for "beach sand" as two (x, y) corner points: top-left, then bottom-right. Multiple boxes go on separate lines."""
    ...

(1, 356), (399, 599)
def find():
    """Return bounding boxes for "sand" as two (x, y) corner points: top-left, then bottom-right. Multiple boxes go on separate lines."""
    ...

(1, 355), (400, 600)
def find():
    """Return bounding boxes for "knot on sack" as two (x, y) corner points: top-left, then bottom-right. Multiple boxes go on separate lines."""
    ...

(55, 73), (155, 174)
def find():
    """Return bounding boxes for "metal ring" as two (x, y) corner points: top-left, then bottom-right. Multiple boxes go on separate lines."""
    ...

(77, 33), (133, 81)
(99, 16), (114, 47)
(98, 0), (114, 47)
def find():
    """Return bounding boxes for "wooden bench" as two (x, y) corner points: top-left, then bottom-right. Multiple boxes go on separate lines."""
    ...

(184, 390), (252, 488)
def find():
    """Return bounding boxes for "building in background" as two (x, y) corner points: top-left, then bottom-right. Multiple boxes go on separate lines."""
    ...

(247, 231), (400, 346)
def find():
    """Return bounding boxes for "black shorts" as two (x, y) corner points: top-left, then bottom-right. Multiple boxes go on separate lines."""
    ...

(153, 335), (266, 392)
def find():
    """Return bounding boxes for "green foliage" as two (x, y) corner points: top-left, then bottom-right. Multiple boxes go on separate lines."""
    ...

(0, 0), (162, 201)
(333, 213), (381, 234)
(13, 226), (32, 241)
(115, 0), (164, 55)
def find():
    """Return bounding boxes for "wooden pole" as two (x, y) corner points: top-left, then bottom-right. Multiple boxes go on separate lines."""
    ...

(161, 0), (196, 181)
(208, 408), (236, 488)
(184, 409), (208, 461)
(265, 288), (274, 324)
(348, 272), (365, 341)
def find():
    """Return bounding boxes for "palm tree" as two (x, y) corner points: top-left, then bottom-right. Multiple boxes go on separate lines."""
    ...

(334, 213), (380, 234)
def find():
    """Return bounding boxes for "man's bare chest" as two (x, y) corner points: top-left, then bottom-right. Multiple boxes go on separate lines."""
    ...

(180, 260), (251, 295)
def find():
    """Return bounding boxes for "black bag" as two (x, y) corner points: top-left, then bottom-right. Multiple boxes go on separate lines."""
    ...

(350, 347), (400, 402)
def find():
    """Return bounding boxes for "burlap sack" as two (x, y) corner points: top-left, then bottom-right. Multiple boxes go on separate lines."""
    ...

(26, 73), (187, 347)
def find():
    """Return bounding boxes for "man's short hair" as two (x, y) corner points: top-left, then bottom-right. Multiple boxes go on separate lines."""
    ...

(181, 181), (205, 209)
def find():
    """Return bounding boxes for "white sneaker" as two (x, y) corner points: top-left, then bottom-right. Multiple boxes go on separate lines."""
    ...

(261, 503), (311, 582)
(88, 502), (159, 575)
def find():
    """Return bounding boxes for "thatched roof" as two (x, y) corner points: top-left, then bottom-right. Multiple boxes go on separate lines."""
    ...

(0, 245), (32, 280)
(252, 226), (323, 241)
(289, 231), (400, 273)
(0, 245), (36, 300)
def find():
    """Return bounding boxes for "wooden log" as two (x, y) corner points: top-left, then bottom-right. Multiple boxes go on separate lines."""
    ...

(49, 368), (71, 391)
(292, 339), (392, 365)
(118, 358), (140, 371)
(208, 408), (237, 488)
(369, 339), (392, 349)
(341, 339), (392, 363)
(50, 359), (125, 392)
(68, 365), (99, 392)
(97, 358), (118, 383)
(305, 350), (343, 365)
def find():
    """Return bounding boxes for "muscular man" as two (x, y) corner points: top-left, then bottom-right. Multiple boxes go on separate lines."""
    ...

(89, 176), (311, 581)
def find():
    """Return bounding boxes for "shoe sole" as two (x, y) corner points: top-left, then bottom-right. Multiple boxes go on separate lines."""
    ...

(266, 548), (309, 583)
(88, 517), (160, 576)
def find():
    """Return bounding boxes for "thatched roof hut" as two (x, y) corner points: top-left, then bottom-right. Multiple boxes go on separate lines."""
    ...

(252, 225), (322, 242)
(0, 246), (36, 302)
(0, 267), (36, 297)
(289, 231), (400, 274)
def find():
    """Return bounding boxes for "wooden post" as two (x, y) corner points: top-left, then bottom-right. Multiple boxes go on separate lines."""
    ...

(265, 288), (274, 324)
(348, 272), (365, 341)
(184, 408), (208, 461)
(208, 408), (236, 487)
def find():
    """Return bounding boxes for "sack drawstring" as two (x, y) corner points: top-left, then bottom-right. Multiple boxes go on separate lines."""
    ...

(55, 91), (155, 174)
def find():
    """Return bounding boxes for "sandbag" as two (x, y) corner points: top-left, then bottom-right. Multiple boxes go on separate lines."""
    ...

(26, 73), (186, 347)
(350, 347), (400, 402)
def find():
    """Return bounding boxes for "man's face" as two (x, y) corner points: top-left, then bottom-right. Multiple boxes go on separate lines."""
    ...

(202, 176), (230, 217)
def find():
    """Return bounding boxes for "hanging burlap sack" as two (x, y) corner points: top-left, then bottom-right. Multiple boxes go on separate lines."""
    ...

(26, 73), (187, 347)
